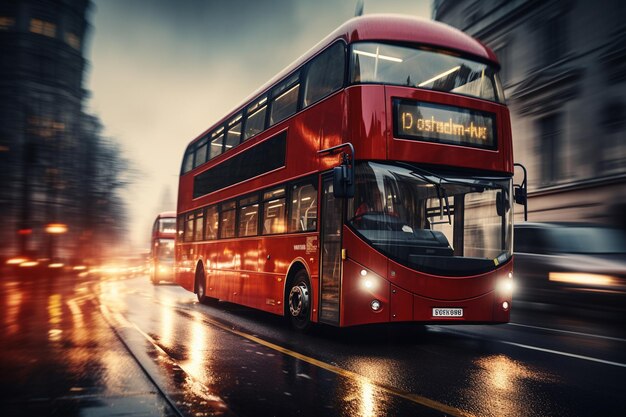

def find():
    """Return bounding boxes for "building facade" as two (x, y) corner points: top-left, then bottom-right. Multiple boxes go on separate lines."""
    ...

(0, 0), (91, 260)
(434, 0), (626, 229)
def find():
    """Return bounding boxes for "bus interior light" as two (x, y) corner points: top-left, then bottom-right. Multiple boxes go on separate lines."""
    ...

(353, 49), (403, 63)
(418, 65), (461, 87)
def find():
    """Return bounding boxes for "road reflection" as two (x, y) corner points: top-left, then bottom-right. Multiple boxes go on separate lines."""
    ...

(3, 282), (22, 336)
(466, 354), (557, 417)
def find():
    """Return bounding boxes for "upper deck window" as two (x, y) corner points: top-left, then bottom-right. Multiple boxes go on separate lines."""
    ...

(225, 113), (243, 150)
(210, 127), (225, 160)
(270, 73), (300, 126)
(194, 137), (208, 168)
(243, 96), (268, 140)
(303, 42), (345, 108)
(350, 42), (504, 103)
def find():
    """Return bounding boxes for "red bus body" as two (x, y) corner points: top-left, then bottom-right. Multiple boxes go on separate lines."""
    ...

(150, 211), (176, 284)
(176, 16), (515, 327)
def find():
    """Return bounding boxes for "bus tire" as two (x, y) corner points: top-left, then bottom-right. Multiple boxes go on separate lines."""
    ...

(195, 266), (207, 304)
(287, 269), (312, 331)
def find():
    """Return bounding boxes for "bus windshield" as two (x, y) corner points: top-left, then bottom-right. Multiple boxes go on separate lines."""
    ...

(350, 42), (505, 103)
(155, 238), (175, 261)
(158, 218), (176, 234)
(349, 162), (513, 276)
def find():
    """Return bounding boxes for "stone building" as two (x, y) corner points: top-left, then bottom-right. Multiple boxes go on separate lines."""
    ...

(434, 0), (626, 228)
(0, 0), (91, 260)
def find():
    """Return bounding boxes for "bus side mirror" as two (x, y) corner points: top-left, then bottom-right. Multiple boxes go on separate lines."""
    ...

(514, 186), (526, 205)
(514, 163), (528, 221)
(333, 165), (354, 198)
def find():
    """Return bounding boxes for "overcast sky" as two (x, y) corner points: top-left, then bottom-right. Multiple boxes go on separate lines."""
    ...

(86, 0), (431, 250)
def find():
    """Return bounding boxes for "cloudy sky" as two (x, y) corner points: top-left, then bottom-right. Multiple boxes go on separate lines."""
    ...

(86, 0), (431, 249)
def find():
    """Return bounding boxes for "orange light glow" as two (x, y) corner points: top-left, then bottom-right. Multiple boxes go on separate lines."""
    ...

(549, 272), (617, 287)
(6, 257), (27, 265)
(45, 223), (68, 234)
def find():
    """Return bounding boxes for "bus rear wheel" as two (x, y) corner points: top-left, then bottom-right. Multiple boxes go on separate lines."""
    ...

(287, 270), (311, 331)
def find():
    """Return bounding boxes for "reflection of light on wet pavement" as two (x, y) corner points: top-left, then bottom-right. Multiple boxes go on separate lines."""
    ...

(358, 379), (378, 417)
(4, 282), (23, 335)
(48, 293), (63, 341)
(159, 302), (174, 348)
(467, 354), (556, 417)
(341, 361), (386, 417)
(179, 312), (218, 388)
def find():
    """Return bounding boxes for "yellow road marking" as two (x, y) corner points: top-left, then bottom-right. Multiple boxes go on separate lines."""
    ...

(198, 313), (475, 417)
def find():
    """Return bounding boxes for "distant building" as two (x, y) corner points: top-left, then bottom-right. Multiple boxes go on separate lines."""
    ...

(0, 0), (91, 259)
(434, 0), (626, 229)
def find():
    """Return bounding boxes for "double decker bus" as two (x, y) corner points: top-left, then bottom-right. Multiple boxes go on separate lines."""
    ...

(150, 211), (176, 284)
(176, 15), (526, 329)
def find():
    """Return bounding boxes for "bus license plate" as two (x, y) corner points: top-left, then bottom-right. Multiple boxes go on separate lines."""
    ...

(432, 308), (463, 317)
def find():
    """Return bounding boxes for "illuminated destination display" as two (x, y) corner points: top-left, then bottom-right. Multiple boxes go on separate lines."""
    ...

(394, 100), (496, 149)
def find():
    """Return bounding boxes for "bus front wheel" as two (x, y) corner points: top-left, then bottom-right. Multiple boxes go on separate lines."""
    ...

(287, 270), (311, 331)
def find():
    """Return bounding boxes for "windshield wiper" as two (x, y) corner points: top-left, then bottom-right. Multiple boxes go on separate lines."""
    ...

(405, 168), (452, 225)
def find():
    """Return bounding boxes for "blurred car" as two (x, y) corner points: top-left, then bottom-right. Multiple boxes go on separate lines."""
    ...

(513, 222), (626, 308)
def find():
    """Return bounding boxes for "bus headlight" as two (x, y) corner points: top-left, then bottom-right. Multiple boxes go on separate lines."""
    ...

(371, 299), (381, 311)
(360, 269), (378, 290)
(497, 273), (515, 296)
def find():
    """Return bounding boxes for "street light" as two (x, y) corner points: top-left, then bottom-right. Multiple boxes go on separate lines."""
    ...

(45, 223), (68, 234)
(45, 223), (68, 263)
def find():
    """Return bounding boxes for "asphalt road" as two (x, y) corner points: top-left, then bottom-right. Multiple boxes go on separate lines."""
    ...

(1, 271), (625, 416)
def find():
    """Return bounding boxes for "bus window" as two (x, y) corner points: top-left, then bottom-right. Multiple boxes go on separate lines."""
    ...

(225, 113), (242, 150)
(262, 187), (286, 235)
(182, 149), (194, 173)
(194, 209), (204, 241)
(204, 205), (219, 240)
(210, 127), (224, 159)
(303, 42), (345, 108)
(184, 212), (194, 242)
(238, 195), (259, 237)
(194, 137), (208, 168)
(270, 73), (300, 126)
(350, 42), (504, 103)
(219, 200), (236, 239)
(289, 180), (317, 232)
(243, 96), (267, 140)
(177, 215), (184, 241)
(159, 217), (176, 234)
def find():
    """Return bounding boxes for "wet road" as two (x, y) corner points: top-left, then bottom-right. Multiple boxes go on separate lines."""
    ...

(1, 271), (625, 416)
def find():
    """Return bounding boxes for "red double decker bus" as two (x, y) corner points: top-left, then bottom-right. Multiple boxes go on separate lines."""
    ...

(150, 211), (176, 284)
(175, 15), (525, 329)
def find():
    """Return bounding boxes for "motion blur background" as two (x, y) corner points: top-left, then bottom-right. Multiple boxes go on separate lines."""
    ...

(0, 0), (624, 274)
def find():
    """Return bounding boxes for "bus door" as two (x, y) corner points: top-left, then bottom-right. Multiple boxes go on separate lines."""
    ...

(319, 175), (344, 325)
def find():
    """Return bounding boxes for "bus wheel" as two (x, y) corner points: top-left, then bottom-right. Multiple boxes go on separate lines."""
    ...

(196, 268), (207, 304)
(287, 270), (311, 331)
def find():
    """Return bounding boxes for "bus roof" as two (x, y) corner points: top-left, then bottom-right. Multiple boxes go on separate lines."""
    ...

(156, 211), (176, 219)
(188, 14), (499, 147)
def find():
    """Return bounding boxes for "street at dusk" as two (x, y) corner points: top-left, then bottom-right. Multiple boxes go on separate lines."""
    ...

(1, 269), (625, 416)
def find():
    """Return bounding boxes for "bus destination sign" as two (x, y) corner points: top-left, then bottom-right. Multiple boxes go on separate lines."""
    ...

(394, 100), (496, 150)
